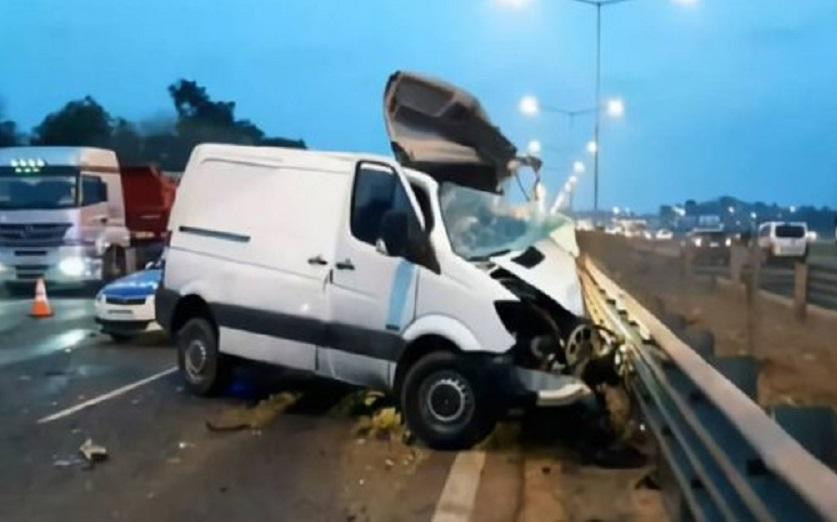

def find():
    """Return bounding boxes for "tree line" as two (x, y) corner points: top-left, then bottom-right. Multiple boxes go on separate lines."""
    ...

(0, 80), (305, 171)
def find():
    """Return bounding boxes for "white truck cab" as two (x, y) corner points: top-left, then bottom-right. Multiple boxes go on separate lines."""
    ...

(0, 147), (130, 287)
(157, 72), (614, 448)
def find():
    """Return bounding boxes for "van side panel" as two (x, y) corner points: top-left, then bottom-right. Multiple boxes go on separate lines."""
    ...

(166, 158), (351, 370)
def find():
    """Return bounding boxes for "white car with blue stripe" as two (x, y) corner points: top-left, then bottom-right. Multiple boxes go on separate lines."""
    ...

(95, 262), (161, 341)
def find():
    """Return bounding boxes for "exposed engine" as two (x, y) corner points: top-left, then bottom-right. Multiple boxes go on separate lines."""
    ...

(491, 266), (621, 389)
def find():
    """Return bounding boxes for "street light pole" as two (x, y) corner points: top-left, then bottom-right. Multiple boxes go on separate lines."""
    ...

(593, 2), (602, 216)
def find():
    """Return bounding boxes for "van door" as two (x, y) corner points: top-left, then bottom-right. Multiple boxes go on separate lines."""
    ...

(322, 161), (422, 387)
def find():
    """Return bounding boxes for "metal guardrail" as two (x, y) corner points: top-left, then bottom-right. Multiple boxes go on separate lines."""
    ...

(581, 257), (837, 521)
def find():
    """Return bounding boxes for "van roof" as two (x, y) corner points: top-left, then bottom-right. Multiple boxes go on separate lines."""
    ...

(0, 146), (118, 169)
(190, 143), (399, 173)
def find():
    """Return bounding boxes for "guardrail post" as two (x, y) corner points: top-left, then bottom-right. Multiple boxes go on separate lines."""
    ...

(794, 262), (809, 320)
(683, 245), (694, 278)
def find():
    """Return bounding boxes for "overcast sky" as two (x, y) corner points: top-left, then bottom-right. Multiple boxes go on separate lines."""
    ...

(2, 0), (836, 211)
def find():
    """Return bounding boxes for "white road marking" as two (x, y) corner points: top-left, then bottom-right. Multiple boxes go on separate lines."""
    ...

(37, 366), (177, 424)
(431, 450), (487, 522)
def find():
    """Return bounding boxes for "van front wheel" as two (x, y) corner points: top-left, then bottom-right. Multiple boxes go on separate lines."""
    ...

(401, 352), (496, 450)
(177, 318), (229, 396)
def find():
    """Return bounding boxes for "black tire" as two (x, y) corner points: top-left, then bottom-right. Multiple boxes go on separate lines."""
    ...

(400, 352), (496, 450)
(107, 332), (133, 343)
(176, 317), (229, 396)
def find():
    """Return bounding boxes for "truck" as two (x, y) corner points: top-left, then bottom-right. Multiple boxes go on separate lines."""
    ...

(156, 71), (619, 449)
(0, 146), (176, 289)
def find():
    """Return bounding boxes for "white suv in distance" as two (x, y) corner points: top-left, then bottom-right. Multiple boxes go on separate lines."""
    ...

(757, 221), (809, 260)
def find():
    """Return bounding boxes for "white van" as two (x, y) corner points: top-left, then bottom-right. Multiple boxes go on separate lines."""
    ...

(757, 221), (809, 259)
(157, 72), (615, 448)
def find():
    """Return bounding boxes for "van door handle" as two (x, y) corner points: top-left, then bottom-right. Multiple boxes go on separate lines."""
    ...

(307, 255), (328, 266)
(335, 259), (355, 270)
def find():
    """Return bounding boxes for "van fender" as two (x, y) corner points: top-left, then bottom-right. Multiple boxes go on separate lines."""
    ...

(402, 314), (505, 354)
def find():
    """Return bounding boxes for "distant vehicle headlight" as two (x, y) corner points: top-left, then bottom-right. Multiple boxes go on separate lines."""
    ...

(693, 238), (703, 247)
(725, 238), (732, 247)
(58, 257), (86, 277)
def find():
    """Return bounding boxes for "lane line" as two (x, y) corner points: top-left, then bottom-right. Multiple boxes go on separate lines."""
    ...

(36, 366), (177, 424)
(431, 450), (487, 522)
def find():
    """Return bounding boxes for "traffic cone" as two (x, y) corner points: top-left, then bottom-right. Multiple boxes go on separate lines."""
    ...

(30, 278), (53, 318)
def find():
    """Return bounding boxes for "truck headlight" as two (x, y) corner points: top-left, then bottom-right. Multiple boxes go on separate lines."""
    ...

(58, 257), (86, 277)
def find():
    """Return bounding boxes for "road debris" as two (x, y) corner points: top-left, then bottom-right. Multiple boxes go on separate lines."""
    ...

(79, 438), (108, 463)
(53, 456), (85, 468)
(177, 441), (195, 450)
(205, 392), (299, 432)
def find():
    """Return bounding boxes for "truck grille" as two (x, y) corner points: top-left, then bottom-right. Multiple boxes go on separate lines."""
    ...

(0, 223), (72, 247)
(15, 264), (50, 280)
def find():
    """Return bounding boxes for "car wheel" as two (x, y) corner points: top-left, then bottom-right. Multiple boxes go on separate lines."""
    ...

(401, 352), (496, 450)
(177, 318), (229, 396)
(107, 332), (132, 343)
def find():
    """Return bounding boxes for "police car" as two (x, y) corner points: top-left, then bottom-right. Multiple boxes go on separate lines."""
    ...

(95, 259), (162, 341)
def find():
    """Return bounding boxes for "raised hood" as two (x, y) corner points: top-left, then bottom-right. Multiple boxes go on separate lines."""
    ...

(384, 71), (521, 193)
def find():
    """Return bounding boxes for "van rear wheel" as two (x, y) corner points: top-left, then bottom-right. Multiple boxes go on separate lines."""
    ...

(401, 352), (496, 450)
(177, 318), (229, 396)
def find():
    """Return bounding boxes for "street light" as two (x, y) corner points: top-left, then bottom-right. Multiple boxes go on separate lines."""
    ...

(606, 98), (625, 118)
(519, 95), (540, 116)
(586, 140), (598, 154)
(527, 139), (542, 155)
(573, 160), (586, 174)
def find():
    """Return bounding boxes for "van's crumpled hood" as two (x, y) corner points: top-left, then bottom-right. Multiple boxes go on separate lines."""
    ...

(492, 239), (584, 317)
(384, 71), (520, 193)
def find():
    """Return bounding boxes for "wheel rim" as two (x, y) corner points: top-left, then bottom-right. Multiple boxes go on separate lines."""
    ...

(421, 371), (475, 427)
(184, 338), (208, 381)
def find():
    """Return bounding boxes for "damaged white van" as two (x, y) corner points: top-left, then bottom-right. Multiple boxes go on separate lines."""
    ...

(157, 72), (616, 448)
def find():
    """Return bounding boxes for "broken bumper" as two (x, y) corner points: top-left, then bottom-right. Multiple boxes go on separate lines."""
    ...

(510, 367), (593, 407)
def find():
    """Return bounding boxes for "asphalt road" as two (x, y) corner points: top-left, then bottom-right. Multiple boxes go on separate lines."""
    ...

(0, 292), (663, 522)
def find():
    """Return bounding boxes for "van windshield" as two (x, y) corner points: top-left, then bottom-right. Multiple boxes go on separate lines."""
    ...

(0, 171), (80, 209)
(438, 182), (572, 260)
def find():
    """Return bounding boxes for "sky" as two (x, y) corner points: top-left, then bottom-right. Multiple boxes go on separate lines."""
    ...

(1, 0), (836, 212)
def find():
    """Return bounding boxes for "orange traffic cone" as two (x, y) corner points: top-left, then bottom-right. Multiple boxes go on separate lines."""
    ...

(30, 278), (53, 318)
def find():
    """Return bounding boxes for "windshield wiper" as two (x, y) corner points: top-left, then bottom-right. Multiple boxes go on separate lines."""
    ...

(467, 249), (511, 261)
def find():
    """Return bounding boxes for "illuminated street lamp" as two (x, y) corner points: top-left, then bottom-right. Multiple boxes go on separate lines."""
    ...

(573, 160), (586, 174)
(519, 96), (540, 117)
(586, 140), (598, 154)
(527, 139), (542, 155)
(606, 98), (625, 118)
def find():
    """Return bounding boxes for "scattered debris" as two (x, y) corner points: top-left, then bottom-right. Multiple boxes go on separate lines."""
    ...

(166, 457), (182, 465)
(205, 392), (299, 432)
(177, 441), (195, 450)
(53, 456), (85, 468)
(79, 438), (108, 463)
(541, 465), (551, 474)
(635, 471), (661, 490)
(330, 390), (390, 418)
(384, 458), (395, 469)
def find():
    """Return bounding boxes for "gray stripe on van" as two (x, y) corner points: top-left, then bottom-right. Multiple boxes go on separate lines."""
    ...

(178, 226), (250, 243)
(211, 303), (405, 362)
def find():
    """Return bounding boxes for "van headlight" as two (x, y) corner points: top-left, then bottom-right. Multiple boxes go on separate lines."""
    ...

(58, 257), (86, 277)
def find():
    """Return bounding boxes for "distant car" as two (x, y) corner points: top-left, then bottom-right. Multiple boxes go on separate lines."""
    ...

(655, 229), (673, 241)
(683, 228), (731, 264)
(95, 260), (162, 341)
(757, 221), (808, 260)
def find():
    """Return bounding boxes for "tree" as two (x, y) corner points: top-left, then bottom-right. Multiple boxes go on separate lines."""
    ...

(109, 118), (144, 165)
(32, 96), (112, 147)
(0, 120), (19, 147)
